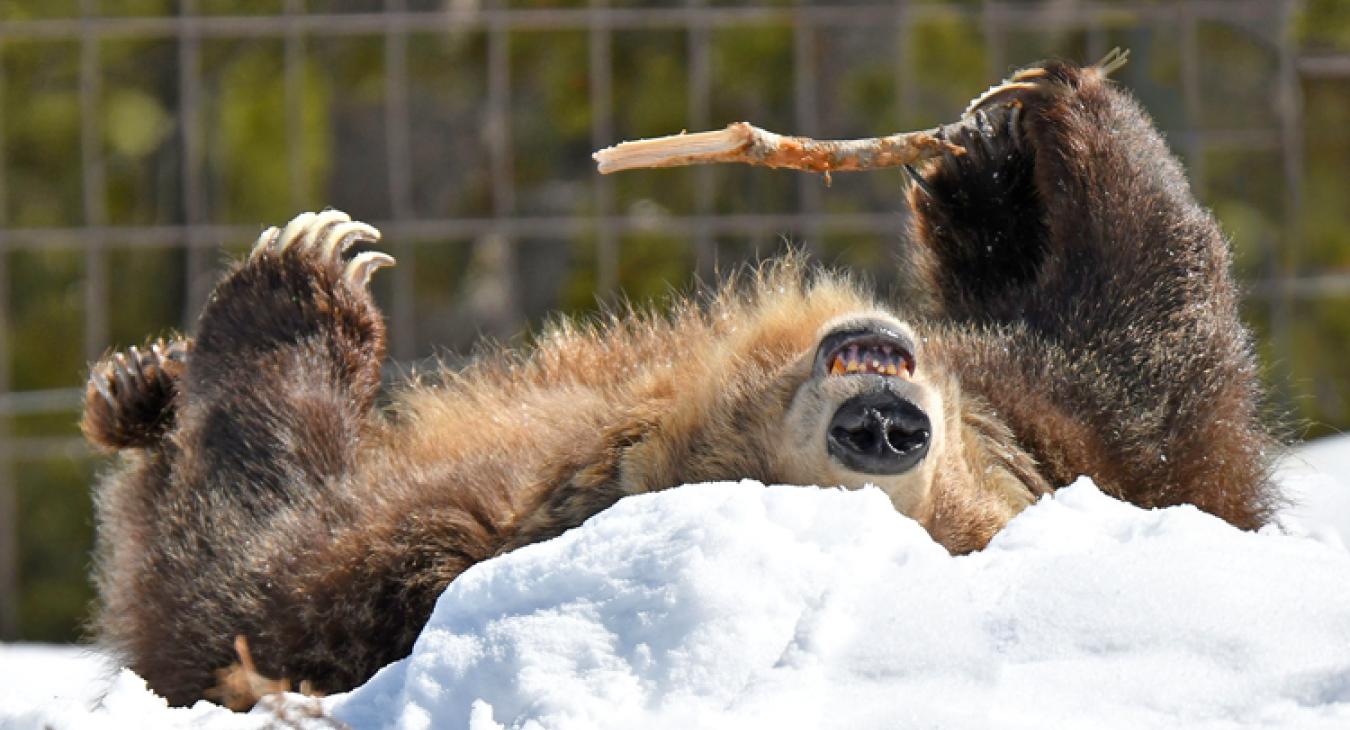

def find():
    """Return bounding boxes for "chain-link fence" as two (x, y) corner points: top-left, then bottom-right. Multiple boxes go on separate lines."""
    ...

(2, 0), (1347, 641)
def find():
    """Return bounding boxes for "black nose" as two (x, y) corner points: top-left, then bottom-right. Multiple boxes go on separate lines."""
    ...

(827, 392), (931, 475)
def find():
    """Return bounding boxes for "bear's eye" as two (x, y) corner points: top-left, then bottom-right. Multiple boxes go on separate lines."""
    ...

(828, 344), (914, 378)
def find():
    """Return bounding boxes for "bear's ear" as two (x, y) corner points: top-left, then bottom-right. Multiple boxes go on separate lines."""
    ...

(962, 404), (1053, 503)
(503, 420), (656, 554)
(914, 399), (1053, 554)
(925, 463), (1036, 555)
(981, 462), (1046, 514)
(580, 420), (651, 488)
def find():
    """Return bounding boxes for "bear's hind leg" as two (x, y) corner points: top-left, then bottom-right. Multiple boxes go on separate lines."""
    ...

(96, 211), (397, 705)
(174, 210), (395, 501)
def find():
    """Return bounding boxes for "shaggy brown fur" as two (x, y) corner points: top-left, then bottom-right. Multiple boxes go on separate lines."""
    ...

(84, 59), (1278, 707)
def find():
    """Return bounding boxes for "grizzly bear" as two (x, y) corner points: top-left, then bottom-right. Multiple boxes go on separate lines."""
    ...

(82, 58), (1278, 707)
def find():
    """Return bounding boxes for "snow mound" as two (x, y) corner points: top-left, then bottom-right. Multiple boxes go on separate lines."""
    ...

(1276, 433), (1350, 547)
(6, 476), (1350, 730)
(0, 644), (270, 730)
(324, 479), (1350, 730)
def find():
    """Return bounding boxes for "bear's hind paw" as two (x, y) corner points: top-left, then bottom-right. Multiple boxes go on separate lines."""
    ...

(194, 209), (394, 386)
(343, 250), (397, 289)
(250, 210), (394, 287)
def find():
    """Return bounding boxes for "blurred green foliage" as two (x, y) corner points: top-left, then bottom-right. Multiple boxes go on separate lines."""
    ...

(0, 0), (1347, 643)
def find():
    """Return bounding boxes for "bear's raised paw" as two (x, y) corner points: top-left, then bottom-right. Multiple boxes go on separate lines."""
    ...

(963, 48), (1130, 119)
(82, 337), (191, 451)
(249, 209), (394, 289)
(186, 209), (395, 416)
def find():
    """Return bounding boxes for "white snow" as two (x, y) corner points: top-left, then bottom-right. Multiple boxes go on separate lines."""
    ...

(1275, 433), (1350, 547)
(5, 436), (1350, 730)
(0, 644), (271, 729)
(325, 478), (1350, 730)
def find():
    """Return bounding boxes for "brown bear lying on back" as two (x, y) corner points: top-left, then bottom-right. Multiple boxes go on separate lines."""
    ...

(83, 59), (1278, 707)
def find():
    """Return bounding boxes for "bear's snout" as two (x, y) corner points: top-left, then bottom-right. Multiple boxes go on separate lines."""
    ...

(827, 391), (931, 475)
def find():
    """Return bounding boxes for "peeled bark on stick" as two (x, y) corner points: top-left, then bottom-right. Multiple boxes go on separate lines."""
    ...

(591, 50), (1132, 177)
(592, 122), (964, 176)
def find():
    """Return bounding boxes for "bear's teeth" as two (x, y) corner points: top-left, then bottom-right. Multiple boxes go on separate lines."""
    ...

(827, 345), (910, 377)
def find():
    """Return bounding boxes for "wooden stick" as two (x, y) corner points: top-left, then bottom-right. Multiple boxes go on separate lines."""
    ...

(592, 122), (963, 176)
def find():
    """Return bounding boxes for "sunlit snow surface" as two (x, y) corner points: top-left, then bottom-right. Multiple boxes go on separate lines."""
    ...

(1275, 434), (1350, 547)
(328, 479), (1350, 730)
(5, 436), (1350, 730)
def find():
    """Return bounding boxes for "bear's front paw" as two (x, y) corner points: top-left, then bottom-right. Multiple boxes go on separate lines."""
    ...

(960, 49), (1130, 143)
(905, 101), (1031, 217)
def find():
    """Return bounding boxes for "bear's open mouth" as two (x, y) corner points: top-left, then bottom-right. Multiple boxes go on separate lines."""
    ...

(816, 327), (916, 380)
(826, 341), (913, 377)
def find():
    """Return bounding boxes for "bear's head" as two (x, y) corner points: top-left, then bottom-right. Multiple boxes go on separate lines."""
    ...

(613, 264), (1042, 552)
(778, 311), (947, 517)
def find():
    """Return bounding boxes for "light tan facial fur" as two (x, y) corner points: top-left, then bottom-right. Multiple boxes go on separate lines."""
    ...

(778, 311), (944, 517)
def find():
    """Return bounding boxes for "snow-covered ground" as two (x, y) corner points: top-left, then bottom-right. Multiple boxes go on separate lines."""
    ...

(5, 436), (1350, 730)
(1274, 434), (1350, 546)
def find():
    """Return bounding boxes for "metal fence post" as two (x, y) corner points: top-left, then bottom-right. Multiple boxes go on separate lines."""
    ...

(0, 36), (15, 639)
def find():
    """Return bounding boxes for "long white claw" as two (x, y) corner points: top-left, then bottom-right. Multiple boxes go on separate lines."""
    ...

(92, 369), (115, 404)
(112, 352), (134, 395)
(964, 80), (1042, 117)
(250, 226), (281, 260)
(320, 220), (382, 261)
(297, 209), (354, 254)
(342, 251), (396, 289)
(273, 211), (319, 254)
(127, 346), (146, 379)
